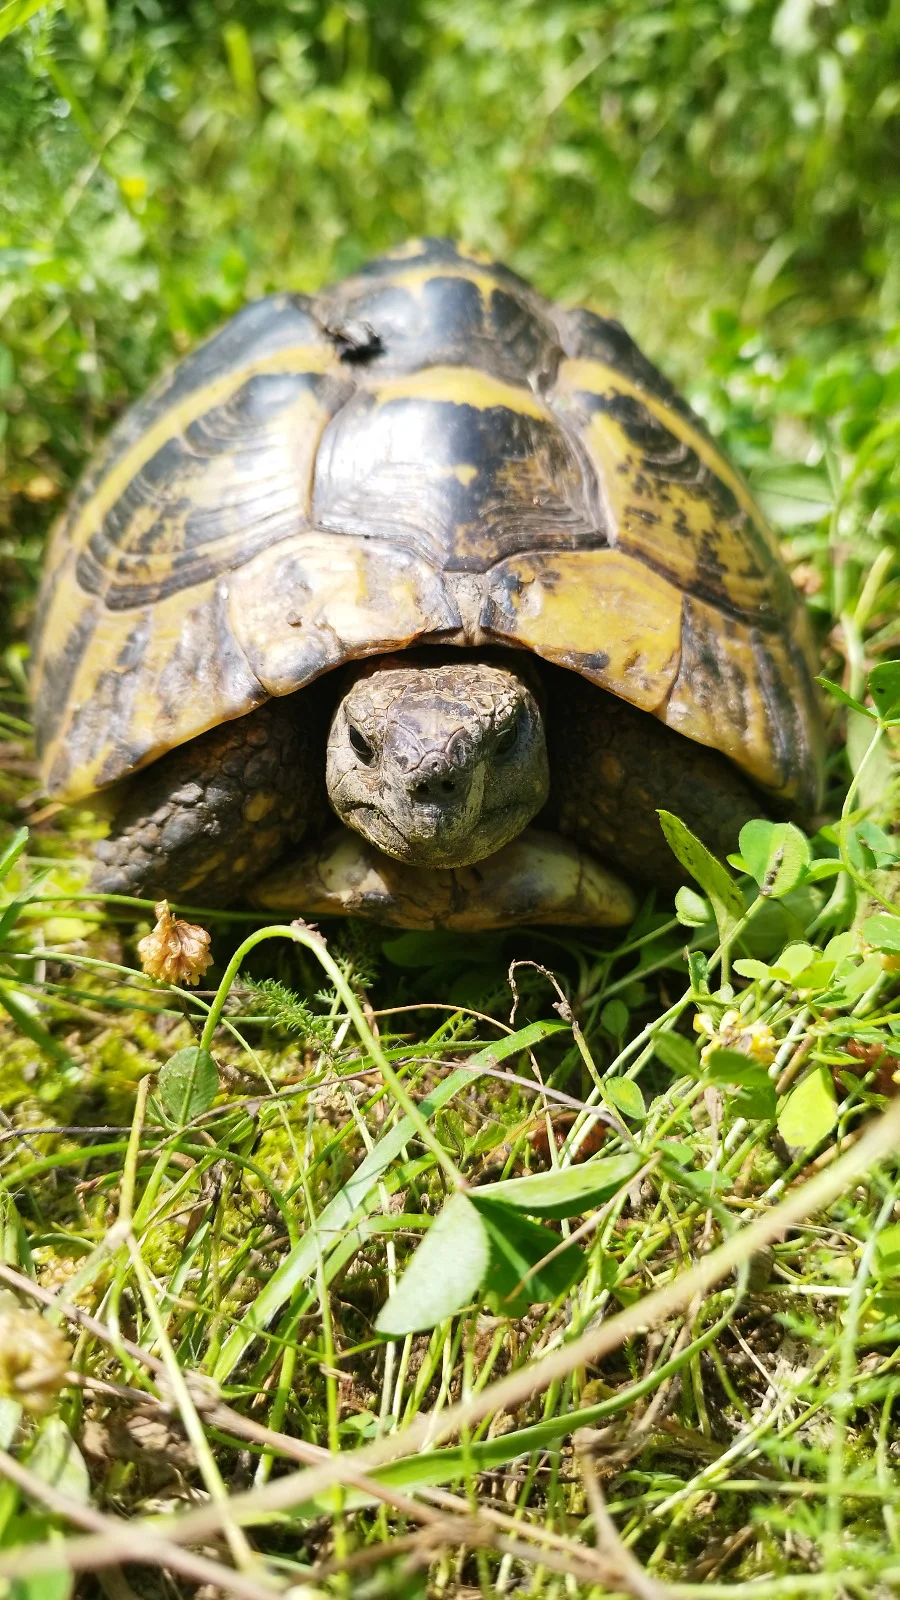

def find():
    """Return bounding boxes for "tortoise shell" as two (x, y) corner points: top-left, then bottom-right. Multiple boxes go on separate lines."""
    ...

(32, 238), (823, 810)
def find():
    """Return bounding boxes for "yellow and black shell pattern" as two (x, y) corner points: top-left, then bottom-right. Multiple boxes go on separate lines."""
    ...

(33, 238), (823, 809)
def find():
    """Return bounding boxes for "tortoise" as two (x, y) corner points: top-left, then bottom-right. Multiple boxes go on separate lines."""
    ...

(31, 238), (823, 931)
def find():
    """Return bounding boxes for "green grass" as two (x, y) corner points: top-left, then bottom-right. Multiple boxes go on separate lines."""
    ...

(1, 2), (900, 1595)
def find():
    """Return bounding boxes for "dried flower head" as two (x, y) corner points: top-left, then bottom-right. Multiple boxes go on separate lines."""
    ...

(0, 1306), (71, 1415)
(694, 1008), (778, 1068)
(138, 900), (213, 987)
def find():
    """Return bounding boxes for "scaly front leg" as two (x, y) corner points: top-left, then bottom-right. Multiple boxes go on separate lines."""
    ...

(93, 697), (322, 905)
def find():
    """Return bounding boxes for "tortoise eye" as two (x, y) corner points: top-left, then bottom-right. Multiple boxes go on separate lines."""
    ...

(348, 724), (375, 764)
(496, 721), (519, 757)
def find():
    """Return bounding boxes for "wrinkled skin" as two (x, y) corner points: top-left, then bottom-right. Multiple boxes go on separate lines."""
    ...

(325, 655), (549, 868)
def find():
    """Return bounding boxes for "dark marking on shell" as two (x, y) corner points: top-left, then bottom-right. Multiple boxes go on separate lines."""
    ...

(74, 368), (351, 609)
(676, 603), (752, 743)
(749, 628), (806, 797)
(67, 611), (154, 791)
(575, 649), (612, 675)
(313, 388), (608, 571)
(51, 296), (325, 563)
(559, 306), (712, 440)
(33, 593), (98, 763)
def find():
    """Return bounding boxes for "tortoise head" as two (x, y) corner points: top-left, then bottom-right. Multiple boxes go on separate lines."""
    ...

(325, 654), (549, 868)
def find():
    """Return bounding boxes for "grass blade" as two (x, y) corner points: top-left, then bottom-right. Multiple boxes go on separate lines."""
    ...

(211, 1020), (566, 1381)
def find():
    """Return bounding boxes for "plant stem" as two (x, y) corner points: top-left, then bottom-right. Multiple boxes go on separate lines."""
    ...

(198, 922), (464, 1186)
(837, 721), (898, 914)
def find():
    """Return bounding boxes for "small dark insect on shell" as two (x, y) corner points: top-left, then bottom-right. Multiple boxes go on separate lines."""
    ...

(324, 318), (384, 363)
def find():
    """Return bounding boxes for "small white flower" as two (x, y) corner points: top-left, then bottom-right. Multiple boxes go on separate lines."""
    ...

(694, 1007), (777, 1067)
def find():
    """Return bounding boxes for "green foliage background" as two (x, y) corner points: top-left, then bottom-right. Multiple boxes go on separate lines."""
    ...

(2, 0), (900, 655)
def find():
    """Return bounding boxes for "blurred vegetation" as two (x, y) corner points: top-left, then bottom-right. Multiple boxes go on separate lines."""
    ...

(1, 2), (900, 1595)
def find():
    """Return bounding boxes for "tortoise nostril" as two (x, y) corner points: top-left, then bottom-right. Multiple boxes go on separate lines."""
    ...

(412, 772), (458, 801)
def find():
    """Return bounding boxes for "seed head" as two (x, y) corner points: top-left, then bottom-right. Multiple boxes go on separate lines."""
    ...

(138, 901), (213, 987)
(0, 1307), (71, 1415)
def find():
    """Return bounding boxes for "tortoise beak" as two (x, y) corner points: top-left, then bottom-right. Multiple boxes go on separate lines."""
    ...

(382, 753), (486, 867)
